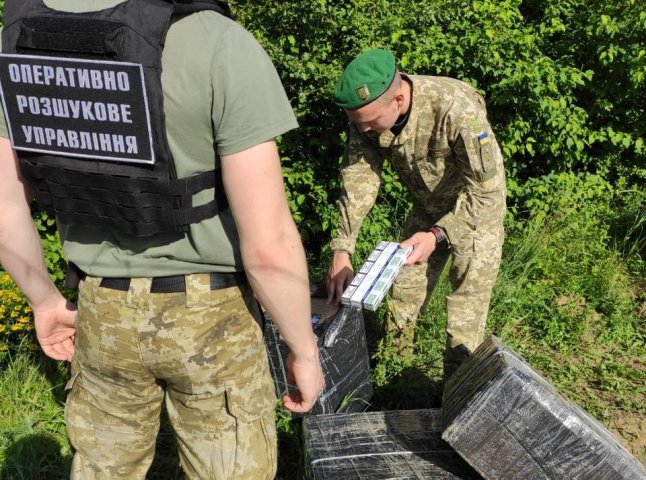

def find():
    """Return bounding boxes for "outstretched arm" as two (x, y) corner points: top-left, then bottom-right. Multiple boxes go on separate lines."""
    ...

(222, 140), (324, 413)
(0, 137), (75, 361)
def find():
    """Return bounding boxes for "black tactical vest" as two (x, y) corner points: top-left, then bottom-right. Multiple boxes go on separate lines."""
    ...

(1, 0), (233, 237)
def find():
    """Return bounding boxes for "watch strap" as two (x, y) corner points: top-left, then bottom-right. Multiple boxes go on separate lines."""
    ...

(428, 225), (450, 250)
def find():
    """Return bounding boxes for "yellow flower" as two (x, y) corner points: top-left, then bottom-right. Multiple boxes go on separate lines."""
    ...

(10, 324), (23, 332)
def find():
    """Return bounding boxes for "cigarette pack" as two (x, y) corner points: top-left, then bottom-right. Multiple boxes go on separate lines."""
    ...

(341, 241), (411, 311)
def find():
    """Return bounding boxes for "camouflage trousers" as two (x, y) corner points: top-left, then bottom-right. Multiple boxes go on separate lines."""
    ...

(385, 205), (503, 379)
(66, 275), (277, 479)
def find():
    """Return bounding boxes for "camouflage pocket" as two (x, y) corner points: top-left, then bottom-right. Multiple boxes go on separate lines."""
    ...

(225, 382), (275, 422)
(459, 126), (497, 182)
(64, 366), (92, 453)
(413, 147), (452, 192)
(429, 146), (452, 159)
(451, 229), (475, 256)
(225, 383), (277, 478)
(477, 134), (497, 180)
(473, 222), (505, 253)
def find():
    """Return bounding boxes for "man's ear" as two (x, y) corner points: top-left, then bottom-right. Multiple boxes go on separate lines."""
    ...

(394, 90), (406, 107)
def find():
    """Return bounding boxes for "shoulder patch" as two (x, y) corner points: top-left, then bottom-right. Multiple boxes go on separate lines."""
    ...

(478, 132), (490, 145)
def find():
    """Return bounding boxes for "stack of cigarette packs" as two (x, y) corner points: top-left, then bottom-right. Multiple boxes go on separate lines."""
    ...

(341, 241), (411, 311)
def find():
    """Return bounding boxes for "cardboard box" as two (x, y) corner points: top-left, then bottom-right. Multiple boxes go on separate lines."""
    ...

(303, 409), (482, 479)
(442, 336), (646, 480)
(263, 300), (373, 415)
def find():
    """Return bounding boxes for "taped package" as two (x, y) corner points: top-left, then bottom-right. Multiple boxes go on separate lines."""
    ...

(303, 409), (481, 479)
(341, 241), (412, 311)
(442, 336), (646, 480)
(262, 297), (373, 415)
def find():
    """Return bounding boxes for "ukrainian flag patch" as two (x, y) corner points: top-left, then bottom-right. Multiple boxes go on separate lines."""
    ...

(478, 132), (490, 145)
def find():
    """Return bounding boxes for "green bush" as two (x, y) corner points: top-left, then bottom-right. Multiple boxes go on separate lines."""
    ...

(1, 0), (645, 472)
(231, 0), (645, 254)
(32, 211), (67, 285)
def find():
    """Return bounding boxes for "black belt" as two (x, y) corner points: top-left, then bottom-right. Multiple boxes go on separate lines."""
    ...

(97, 272), (247, 293)
(65, 262), (246, 292)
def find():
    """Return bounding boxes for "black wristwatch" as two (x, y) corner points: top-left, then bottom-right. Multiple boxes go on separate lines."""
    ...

(428, 225), (450, 250)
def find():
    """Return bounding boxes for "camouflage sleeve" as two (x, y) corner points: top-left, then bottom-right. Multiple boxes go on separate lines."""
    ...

(329, 124), (384, 256)
(434, 112), (506, 251)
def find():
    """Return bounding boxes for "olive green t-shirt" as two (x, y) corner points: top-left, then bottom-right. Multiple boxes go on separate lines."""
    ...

(0, 0), (298, 277)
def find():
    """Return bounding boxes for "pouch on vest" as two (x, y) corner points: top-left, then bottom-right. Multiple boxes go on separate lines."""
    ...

(0, 0), (233, 237)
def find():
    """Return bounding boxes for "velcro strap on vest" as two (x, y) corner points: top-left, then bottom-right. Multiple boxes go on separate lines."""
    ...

(168, 169), (216, 194)
(52, 196), (168, 222)
(168, 168), (229, 216)
(22, 163), (169, 194)
(17, 17), (120, 57)
(24, 162), (227, 212)
(55, 209), (180, 237)
(175, 199), (220, 225)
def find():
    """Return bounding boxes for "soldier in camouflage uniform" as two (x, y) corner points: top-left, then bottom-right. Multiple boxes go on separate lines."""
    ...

(0, 1), (323, 478)
(327, 49), (506, 379)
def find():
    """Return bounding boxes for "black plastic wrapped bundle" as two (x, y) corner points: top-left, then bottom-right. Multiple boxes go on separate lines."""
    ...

(303, 409), (482, 479)
(262, 301), (373, 415)
(442, 336), (646, 480)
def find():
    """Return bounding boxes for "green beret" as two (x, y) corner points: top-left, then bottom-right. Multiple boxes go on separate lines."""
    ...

(333, 49), (396, 110)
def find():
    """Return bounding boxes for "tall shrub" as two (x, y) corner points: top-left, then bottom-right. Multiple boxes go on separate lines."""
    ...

(231, 0), (644, 255)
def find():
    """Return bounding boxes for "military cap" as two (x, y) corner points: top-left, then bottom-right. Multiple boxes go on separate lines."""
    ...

(333, 49), (397, 110)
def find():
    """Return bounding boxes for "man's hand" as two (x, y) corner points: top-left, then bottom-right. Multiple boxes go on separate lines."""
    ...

(326, 251), (354, 304)
(33, 296), (77, 362)
(282, 350), (325, 413)
(400, 231), (437, 265)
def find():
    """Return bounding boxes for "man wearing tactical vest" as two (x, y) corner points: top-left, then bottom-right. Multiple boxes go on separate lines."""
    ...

(0, 0), (324, 478)
(327, 49), (506, 382)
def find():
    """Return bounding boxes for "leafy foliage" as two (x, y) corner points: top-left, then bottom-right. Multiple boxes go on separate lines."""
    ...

(1, 0), (645, 474)
(32, 211), (67, 285)
(232, 0), (644, 251)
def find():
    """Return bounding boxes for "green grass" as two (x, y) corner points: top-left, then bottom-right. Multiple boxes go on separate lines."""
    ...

(486, 207), (646, 463)
(1, 190), (645, 476)
(0, 350), (71, 480)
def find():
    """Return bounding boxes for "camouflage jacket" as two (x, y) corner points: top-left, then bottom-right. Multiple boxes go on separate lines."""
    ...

(330, 74), (506, 255)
